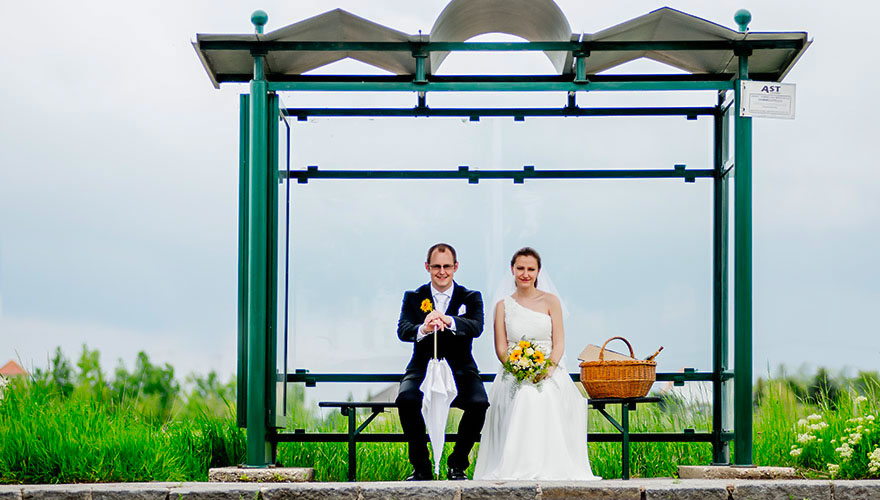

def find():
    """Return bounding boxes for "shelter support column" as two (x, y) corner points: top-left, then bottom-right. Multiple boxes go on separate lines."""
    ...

(245, 10), (275, 467)
(237, 95), (250, 430)
(712, 91), (731, 464)
(733, 9), (754, 466)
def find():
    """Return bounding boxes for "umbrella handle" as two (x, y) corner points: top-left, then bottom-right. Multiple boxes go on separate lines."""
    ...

(433, 325), (438, 360)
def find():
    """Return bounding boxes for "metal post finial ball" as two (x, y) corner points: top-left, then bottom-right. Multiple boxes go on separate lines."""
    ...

(251, 10), (268, 33)
(734, 9), (752, 32)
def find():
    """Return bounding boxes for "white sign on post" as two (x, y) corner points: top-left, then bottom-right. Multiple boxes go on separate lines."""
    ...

(740, 81), (796, 119)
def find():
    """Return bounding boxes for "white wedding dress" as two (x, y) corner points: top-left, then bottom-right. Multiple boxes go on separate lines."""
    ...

(473, 296), (600, 481)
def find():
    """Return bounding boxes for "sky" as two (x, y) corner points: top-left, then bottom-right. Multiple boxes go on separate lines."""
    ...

(1, 0), (878, 404)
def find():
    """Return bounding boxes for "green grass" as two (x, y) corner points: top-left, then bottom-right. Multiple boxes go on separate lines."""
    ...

(2, 373), (879, 483)
(0, 380), (245, 483)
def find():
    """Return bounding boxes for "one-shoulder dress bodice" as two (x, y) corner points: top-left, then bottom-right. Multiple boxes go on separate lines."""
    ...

(503, 296), (552, 354)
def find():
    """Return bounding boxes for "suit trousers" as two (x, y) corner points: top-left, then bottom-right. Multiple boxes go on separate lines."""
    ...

(397, 380), (488, 473)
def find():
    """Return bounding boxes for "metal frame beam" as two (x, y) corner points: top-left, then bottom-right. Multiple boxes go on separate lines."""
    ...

(272, 431), (734, 444)
(267, 80), (733, 92)
(285, 371), (734, 385)
(281, 166), (713, 184)
(200, 39), (803, 53)
(282, 106), (716, 119)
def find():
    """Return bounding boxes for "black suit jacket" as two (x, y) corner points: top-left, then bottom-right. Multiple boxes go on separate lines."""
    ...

(397, 282), (484, 380)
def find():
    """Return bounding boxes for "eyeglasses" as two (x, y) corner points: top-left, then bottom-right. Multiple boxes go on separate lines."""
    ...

(429, 264), (455, 272)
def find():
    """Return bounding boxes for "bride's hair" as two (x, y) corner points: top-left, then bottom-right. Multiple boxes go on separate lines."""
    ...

(510, 247), (542, 287)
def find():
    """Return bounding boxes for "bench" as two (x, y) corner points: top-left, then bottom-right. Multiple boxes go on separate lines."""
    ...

(588, 396), (661, 480)
(319, 396), (661, 481)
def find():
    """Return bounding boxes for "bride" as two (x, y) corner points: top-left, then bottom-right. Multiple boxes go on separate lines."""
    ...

(473, 247), (600, 481)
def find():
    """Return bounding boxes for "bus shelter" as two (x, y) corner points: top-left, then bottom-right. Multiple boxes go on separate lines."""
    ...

(193, 0), (810, 469)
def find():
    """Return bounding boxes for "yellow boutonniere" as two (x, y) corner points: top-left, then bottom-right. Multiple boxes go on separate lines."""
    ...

(420, 298), (433, 313)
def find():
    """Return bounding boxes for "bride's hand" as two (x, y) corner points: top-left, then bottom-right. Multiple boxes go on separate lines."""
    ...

(535, 366), (555, 382)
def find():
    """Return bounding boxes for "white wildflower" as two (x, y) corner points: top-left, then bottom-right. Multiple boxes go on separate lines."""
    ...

(827, 464), (840, 476)
(796, 433), (816, 444)
(797, 418), (808, 427)
(808, 413), (823, 422)
(867, 415), (875, 421)
(869, 448), (880, 474)
(856, 396), (868, 404)
(851, 432), (862, 443)
(790, 448), (802, 457)
(809, 422), (828, 431)
(837, 443), (854, 459)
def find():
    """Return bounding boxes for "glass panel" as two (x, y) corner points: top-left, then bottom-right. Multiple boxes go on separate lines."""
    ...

(278, 114), (716, 408)
(275, 108), (291, 428)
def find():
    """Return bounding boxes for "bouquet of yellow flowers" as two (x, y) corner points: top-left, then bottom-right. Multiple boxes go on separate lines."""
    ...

(503, 339), (553, 384)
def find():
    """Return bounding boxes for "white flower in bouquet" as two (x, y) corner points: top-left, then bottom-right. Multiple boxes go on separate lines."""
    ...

(502, 339), (553, 384)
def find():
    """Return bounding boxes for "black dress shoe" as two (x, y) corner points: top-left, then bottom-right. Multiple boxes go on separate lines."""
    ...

(447, 467), (468, 480)
(405, 469), (433, 481)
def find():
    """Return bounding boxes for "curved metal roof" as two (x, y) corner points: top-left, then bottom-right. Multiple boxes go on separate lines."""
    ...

(193, 3), (809, 88)
(428, 0), (574, 74)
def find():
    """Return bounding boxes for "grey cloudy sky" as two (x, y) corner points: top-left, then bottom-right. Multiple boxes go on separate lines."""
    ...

(1, 0), (878, 398)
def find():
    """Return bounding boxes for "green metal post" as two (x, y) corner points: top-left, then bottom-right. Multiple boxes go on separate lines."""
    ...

(621, 404), (630, 480)
(733, 9), (753, 466)
(347, 409), (357, 481)
(712, 92), (731, 464)
(574, 52), (587, 84)
(237, 94), (250, 429)
(414, 54), (427, 84)
(246, 9), (273, 467)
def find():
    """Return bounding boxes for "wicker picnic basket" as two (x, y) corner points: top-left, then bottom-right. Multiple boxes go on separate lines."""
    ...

(579, 336), (663, 399)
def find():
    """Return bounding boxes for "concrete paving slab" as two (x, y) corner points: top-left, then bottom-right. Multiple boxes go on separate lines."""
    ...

(91, 483), (175, 500)
(832, 480), (880, 500)
(358, 481), (461, 500)
(632, 478), (729, 500)
(0, 486), (23, 500)
(169, 483), (262, 500)
(459, 481), (537, 500)
(22, 484), (92, 500)
(261, 483), (360, 500)
(538, 480), (642, 500)
(678, 466), (799, 480)
(208, 468), (313, 483)
(730, 479), (832, 500)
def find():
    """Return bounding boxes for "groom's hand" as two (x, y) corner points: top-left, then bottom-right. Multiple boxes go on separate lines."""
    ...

(419, 315), (444, 339)
(424, 311), (449, 331)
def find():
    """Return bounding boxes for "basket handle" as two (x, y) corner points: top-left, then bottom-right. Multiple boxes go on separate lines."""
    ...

(599, 336), (635, 362)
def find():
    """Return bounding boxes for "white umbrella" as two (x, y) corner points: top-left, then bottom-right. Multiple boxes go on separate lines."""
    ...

(419, 326), (458, 475)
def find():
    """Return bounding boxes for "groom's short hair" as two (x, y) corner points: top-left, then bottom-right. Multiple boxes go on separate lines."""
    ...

(426, 243), (457, 263)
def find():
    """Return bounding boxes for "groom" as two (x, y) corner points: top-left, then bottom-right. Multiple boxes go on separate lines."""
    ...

(396, 243), (488, 481)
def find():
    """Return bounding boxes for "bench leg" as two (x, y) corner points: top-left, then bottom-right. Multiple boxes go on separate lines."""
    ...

(347, 409), (357, 481)
(621, 404), (630, 480)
